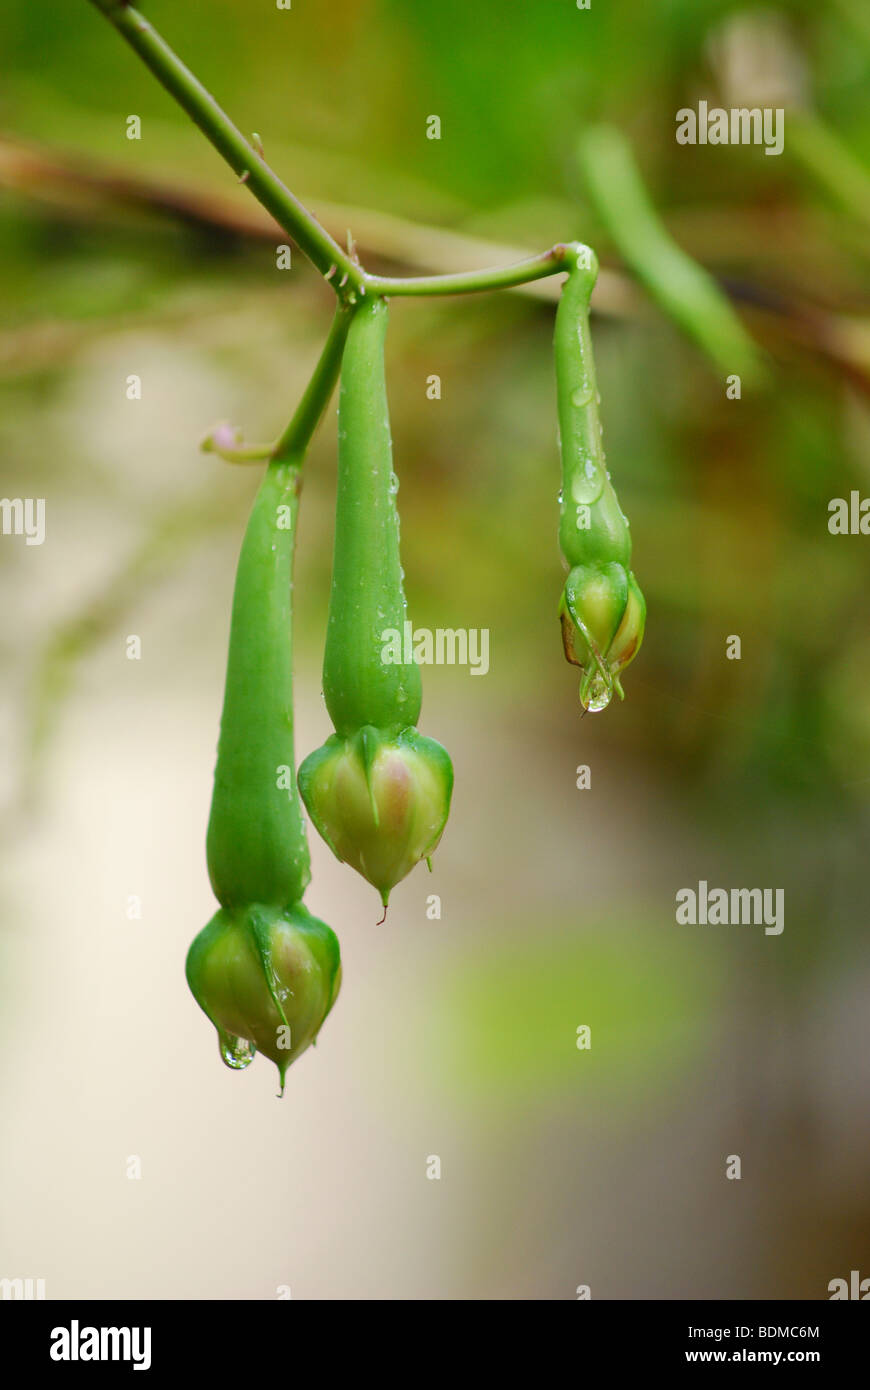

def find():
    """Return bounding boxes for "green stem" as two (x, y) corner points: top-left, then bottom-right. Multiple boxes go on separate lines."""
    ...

(88, 3), (577, 303)
(201, 435), (274, 464)
(86, 0), (363, 297)
(200, 306), (353, 467)
(206, 454), (309, 911)
(272, 303), (354, 461)
(365, 245), (574, 297)
(578, 124), (764, 384)
(321, 294), (421, 737)
(788, 110), (870, 230)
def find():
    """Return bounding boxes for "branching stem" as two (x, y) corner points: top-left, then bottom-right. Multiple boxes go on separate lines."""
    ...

(87, 1), (572, 301)
(364, 245), (575, 297)
(87, 0), (364, 296)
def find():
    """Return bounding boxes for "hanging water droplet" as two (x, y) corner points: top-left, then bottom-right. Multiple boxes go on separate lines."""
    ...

(581, 673), (612, 713)
(218, 1029), (255, 1070)
(557, 488), (564, 505)
(388, 472), (400, 495)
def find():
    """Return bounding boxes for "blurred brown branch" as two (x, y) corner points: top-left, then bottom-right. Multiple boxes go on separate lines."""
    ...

(0, 132), (633, 311)
(1, 133), (868, 391)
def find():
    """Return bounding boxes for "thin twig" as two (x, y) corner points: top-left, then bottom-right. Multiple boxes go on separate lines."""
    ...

(85, 2), (580, 302)
(86, 0), (364, 296)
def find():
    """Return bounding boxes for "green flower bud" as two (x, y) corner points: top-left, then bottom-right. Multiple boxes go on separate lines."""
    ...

(554, 243), (646, 710)
(298, 725), (453, 910)
(185, 902), (341, 1092)
(559, 561), (645, 712)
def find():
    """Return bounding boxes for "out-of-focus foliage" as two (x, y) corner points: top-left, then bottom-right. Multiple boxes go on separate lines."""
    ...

(0, 0), (868, 1299)
(421, 917), (721, 1115)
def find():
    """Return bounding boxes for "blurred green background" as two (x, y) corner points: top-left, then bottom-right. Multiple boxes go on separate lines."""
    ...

(1, 0), (868, 1298)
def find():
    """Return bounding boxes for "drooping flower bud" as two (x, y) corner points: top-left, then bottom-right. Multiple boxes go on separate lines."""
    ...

(300, 295), (453, 905)
(187, 303), (356, 1089)
(559, 561), (645, 711)
(554, 243), (646, 711)
(298, 725), (453, 910)
(185, 902), (341, 1092)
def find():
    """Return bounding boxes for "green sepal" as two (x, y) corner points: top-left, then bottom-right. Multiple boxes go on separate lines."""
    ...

(298, 724), (453, 907)
(185, 902), (341, 1092)
(297, 734), (346, 862)
(562, 562), (629, 666)
(247, 906), (290, 1032)
(357, 725), (382, 828)
(559, 562), (645, 712)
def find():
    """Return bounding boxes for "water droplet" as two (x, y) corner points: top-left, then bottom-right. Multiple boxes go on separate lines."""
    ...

(571, 385), (593, 408)
(389, 472), (400, 495)
(581, 674), (612, 713)
(218, 1029), (255, 1070)
(570, 458), (603, 504)
(557, 488), (564, 505)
